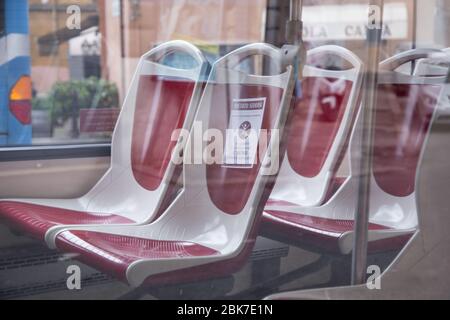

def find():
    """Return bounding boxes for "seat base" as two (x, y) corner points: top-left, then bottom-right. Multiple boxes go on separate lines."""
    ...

(55, 230), (219, 283)
(262, 208), (413, 254)
(0, 201), (135, 241)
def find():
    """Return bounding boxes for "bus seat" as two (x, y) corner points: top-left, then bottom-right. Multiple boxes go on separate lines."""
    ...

(261, 48), (448, 255)
(43, 43), (296, 287)
(0, 41), (209, 243)
(268, 46), (363, 208)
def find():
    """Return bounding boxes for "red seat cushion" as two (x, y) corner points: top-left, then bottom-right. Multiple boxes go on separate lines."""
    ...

(373, 83), (441, 197)
(0, 201), (135, 241)
(262, 207), (412, 254)
(55, 230), (219, 282)
(287, 78), (354, 178)
(206, 83), (283, 215)
(132, 76), (195, 191)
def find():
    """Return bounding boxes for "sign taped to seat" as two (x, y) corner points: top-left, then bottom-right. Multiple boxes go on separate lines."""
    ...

(223, 97), (266, 169)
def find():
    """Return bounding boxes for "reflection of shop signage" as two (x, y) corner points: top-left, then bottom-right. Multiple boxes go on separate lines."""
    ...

(223, 98), (266, 169)
(303, 3), (408, 41)
(80, 108), (120, 133)
(304, 24), (396, 40)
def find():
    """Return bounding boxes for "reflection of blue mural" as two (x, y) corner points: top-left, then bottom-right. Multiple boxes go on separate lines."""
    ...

(156, 43), (304, 99)
(162, 51), (199, 70)
(0, 0), (31, 146)
(160, 44), (257, 81)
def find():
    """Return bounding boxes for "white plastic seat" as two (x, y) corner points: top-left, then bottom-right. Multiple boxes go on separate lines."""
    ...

(262, 48), (449, 254)
(45, 43), (296, 287)
(267, 45), (363, 209)
(0, 41), (209, 242)
(413, 48), (449, 77)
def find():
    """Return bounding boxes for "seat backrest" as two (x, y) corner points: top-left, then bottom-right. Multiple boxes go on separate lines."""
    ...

(83, 41), (208, 222)
(269, 45), (363, 207)
(361, 49), (449, 229)
(173, 43), (295, 251)
(414, 49), (450, 116)
(374, 50), (446, 197)
(415, 58), (449, 77)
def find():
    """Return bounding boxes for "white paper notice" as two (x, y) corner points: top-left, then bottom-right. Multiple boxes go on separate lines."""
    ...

(223, 97), (266, 168)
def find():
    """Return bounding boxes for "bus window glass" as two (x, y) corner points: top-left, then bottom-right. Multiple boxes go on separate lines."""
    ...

(0, 0), (449, 302)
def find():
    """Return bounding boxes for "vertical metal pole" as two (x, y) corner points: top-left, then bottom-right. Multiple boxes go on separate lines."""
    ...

(119, 0), (126, 101)
(286, 0), (303, 45)
(351, 0), (384, 285)
(411, 0), (417, 74)
(289, 0), (302, 21)
(285, 0), (304, 95)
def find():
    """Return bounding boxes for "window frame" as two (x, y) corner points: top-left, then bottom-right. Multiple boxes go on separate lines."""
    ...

(0, 143), (111, 162)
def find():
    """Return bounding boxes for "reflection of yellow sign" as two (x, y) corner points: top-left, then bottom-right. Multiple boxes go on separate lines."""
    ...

(173, 33), (219, 55)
